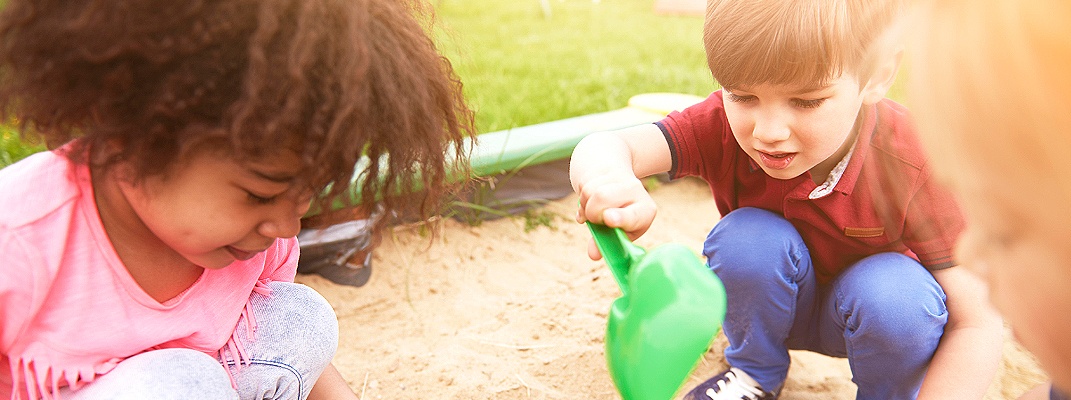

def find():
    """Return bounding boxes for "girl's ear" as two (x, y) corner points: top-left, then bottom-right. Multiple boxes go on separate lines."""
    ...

(861, 48), (903, 105)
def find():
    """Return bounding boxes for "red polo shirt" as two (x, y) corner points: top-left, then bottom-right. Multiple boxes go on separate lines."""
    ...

(657, 91), (964, 284)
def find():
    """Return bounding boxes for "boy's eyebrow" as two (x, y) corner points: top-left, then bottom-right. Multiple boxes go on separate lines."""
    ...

(723, 84), (833, 95)
(790, 84), (833, 95)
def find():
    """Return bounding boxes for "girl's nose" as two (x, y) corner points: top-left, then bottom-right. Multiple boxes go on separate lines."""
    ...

(258, 199), (310, 239)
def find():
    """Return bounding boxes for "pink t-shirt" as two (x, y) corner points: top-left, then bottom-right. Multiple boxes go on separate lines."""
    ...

(0, 150), (299, 399)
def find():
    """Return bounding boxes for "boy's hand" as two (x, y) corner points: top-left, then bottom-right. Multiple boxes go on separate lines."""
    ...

(574, 174), (657, 260)
(568, 124), (671, 261)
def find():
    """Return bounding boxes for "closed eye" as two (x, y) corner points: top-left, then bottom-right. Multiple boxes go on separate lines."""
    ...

(792, 98), (826, 109)
(725, 92), (756, 103)
(246, 190), (279, 205)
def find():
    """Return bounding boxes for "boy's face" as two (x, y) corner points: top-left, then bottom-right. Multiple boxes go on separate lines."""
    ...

(723, 75), (872, 182)
(115, 148), (312, 270)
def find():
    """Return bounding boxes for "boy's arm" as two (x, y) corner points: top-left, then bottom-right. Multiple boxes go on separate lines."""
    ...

(569, 123), (672, 259)
(307, 363), (360, 400)
(918, 265), (1003, 399)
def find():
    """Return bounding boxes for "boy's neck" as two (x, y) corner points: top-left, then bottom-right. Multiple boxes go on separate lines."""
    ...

(809, 110), (865, 185)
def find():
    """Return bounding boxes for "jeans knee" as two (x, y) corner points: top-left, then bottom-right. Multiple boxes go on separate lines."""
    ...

(229, 283), (339, 399)
(257, 282), (339, 360)
(704, 207), (808, 283)
(837, 254), (947, 342)
(78, 349), (234, 399)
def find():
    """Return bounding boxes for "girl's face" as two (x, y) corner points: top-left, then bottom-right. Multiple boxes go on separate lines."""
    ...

(116, 148), (312, 270)
(722, 74), (871, 183)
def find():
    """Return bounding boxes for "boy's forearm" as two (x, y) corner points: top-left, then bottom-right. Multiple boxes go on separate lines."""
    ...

(569, 131), (642, 193)
(569, 124), (673, 192)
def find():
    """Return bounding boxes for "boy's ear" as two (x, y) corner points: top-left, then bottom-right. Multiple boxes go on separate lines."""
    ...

(861, 49), (904, 105)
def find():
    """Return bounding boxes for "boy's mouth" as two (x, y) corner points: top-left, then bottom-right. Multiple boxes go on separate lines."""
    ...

(758, 151), (796, 170)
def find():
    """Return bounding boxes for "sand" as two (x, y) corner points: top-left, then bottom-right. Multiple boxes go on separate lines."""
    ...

(297, 176), (1051, 399)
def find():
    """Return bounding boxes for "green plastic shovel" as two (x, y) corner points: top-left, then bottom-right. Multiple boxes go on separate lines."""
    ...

(587, 222), (728, 400)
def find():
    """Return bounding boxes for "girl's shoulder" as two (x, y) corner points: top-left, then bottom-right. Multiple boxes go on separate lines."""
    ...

(0, 150), (83, 229)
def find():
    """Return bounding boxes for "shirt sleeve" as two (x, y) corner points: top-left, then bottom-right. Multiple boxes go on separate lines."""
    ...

(0, 230), (43, 353)
(902, 166), (966, 270)
(261, 236), (299, 283)
(656, 90), (735, 183)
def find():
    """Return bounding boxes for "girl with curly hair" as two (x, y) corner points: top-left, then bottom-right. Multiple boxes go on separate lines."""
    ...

(0, 0), (474, 398)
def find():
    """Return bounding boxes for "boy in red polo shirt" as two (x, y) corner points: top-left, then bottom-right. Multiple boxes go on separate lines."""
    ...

(569, 0), (1003, 399)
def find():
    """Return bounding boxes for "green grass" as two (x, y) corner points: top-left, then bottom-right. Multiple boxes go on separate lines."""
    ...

(434, 0), (713, 133)
(1, 125), (43, 168)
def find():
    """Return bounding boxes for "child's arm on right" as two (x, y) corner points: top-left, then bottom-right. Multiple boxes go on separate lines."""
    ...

(1016, 383), (1057, 400)
(308, 363), (360, 400)
(569, 123), (673, 260)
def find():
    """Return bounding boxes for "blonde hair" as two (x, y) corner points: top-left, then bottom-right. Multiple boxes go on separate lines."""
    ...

(704, 0), (905, 89)
(908, 0), (1071, 241)
(908, 1), (1071, 390)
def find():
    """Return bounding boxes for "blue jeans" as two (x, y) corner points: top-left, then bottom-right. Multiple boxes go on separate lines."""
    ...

(704, 208), (947, 400)
(59, 282), (339, 400)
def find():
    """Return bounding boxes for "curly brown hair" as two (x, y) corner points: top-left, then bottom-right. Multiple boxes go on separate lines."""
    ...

(0, 0), (475, 231)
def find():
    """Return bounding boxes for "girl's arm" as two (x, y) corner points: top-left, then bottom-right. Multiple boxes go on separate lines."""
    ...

(307, 363), (359, 400)
(568, 123), (672, 259)
(917, 266), (1003, 399)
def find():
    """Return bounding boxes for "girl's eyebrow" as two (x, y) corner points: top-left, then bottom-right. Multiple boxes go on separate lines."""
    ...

(249, 168), (296, 183)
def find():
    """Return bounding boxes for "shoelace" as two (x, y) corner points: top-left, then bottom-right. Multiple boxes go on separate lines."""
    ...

(703, 370), (766, 400)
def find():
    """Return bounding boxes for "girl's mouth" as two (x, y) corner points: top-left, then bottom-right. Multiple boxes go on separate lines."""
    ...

(225, 246), (258, 261)
(758, 151), (796, 170)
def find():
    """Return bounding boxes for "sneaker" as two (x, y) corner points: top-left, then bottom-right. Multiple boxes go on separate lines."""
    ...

(682, 367), (777, 400)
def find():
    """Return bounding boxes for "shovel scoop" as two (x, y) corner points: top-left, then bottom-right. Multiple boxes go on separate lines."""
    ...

(587, 222), (727, 400)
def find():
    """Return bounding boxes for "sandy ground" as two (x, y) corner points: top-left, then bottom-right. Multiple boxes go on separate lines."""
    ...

(298, 177), (1051, 399)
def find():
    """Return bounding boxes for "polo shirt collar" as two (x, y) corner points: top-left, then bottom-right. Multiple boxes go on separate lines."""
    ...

(808, 140), (857, 199)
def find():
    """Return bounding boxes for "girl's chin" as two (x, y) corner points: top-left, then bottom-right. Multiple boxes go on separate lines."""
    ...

(194, 253), (236, 270)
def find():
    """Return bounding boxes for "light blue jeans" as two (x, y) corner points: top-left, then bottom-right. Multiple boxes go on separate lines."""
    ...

(705, 208), (947, 400)
(59, 282), (339, 400)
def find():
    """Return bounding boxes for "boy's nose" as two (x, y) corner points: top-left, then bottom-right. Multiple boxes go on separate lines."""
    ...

(752, 116), (791, 143)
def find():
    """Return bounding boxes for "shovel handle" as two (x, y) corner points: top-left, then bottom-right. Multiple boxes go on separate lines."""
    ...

(586, 222), (646, 293)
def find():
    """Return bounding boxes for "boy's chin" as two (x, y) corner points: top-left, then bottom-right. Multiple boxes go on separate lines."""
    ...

(760, 167), (806, 181)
